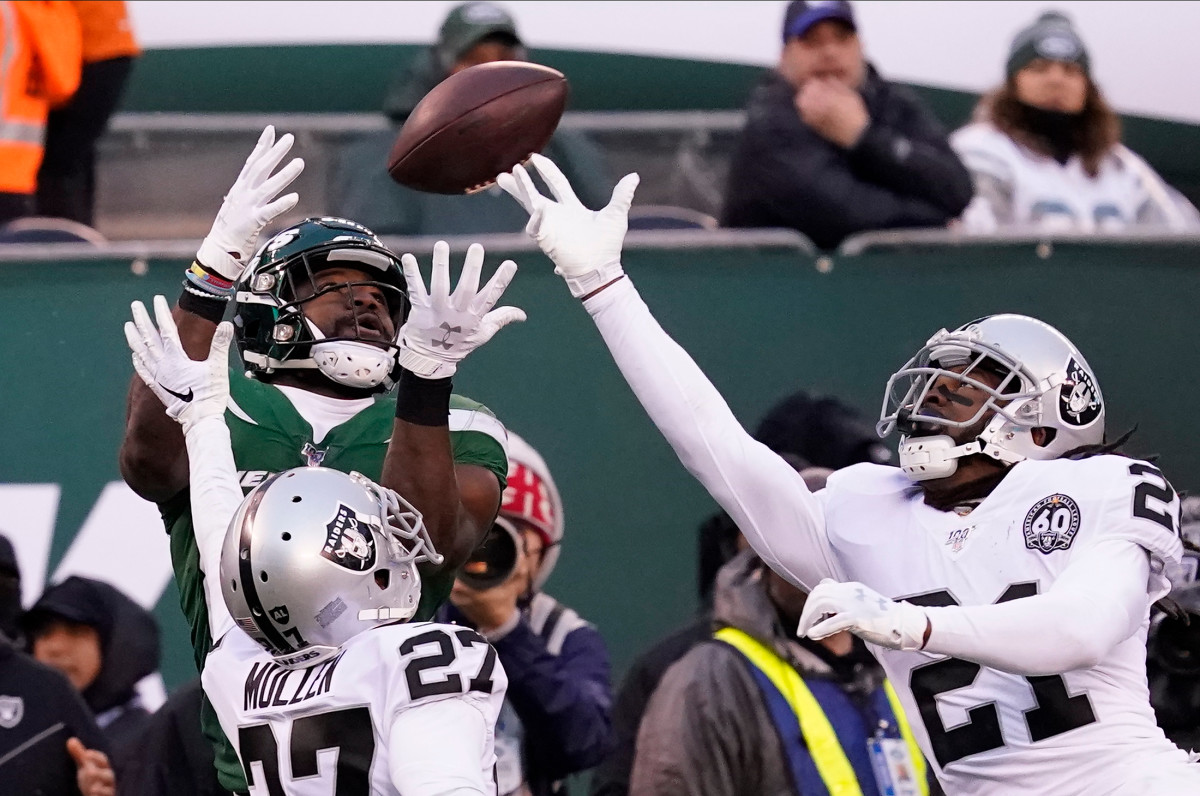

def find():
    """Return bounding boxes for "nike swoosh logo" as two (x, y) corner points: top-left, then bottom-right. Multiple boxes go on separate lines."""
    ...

(161, 384), (194, 402)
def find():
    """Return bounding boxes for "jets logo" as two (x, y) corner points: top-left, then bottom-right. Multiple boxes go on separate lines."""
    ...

(321, 503), (377, 572)
(1023, 494), (1081, 554)
(1059, 358), (1101, 427)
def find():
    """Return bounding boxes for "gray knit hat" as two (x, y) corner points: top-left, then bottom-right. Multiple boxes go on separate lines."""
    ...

(1006, 11), (1090, 79)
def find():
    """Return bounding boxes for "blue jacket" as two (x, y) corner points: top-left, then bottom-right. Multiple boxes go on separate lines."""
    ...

(440, 592), (614, 795)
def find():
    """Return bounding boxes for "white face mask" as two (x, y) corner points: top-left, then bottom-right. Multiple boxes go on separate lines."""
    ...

(311, 340), (398, 389)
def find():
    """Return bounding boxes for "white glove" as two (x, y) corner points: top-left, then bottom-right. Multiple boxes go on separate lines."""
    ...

(798, 579), (930, 651)
(397, 241), (527, 379)
(125, 295), (233, 435)
(497, 153), (639, 298)
(195, 125), (305, 281)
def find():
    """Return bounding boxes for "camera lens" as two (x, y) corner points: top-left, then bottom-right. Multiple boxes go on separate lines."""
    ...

(458, 517), (522, 590)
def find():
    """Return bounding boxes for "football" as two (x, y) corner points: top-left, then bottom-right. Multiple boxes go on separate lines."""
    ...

(387, 61), (569, 195)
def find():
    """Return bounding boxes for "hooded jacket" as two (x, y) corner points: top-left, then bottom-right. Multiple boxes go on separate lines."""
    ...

(0, 631), (108, 796)
(24, 576), (161, 783)
(630, 551), (896, 796)
(722, 65), (973, 250)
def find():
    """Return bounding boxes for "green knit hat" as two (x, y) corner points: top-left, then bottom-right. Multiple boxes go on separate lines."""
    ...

(1006, 11), (1090, 79)
(435, 2), (522, 72)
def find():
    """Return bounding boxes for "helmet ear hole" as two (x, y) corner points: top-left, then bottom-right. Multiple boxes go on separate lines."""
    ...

(374, 570), (391, 590)
(1033, 427), (1058, 447)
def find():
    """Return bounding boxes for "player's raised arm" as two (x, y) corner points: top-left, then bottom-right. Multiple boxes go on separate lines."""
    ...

(497, 155), (837, 589)
(384, 242), (526, 571)
(125, 297), (241, 641)
(119, 126), (303, 503)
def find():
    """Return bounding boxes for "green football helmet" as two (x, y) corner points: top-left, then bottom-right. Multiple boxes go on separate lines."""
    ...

(233, 217), (409, 391)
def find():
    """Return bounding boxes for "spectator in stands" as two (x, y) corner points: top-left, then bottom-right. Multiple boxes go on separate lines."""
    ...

(437, 431), (613, 796)
(121, 677), (227, 796)
(721, 0), (972, 251)
(328, 0), (609, 236)
(631, 486), (936, 796)
(952, 10), (1200, 233)
(0, 536), (116, 796)
(0, 0), (81, 225)
(37, 1), (141, 227)
(0, 535), (22, 644)
(330, 1), (610, 236)
(24, 576), (160, 790)
(590, 391), (892, 796)
(1147, 496), (1200, 752)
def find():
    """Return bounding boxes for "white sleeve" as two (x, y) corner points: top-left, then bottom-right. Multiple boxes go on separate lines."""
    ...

(388, 698), (494, 795)
(582, 278), (838, 589)
(922, 538), (1150, 675)
(185, 415), (242, 641)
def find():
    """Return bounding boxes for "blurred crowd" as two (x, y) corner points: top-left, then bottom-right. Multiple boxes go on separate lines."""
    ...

(2, 0), (1199, 247)
(3, 2), (1200, 795)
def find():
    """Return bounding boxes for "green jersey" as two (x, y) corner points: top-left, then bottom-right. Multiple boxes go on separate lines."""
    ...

(158, 373), (508, 792)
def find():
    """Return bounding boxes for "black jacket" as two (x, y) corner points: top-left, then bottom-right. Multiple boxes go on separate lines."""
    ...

(24, 577), (161, 789)
(120, 678), (230, 796)
(0, 636), (108, 796)
(588, 618), (712, 796)
(721, 66), (973, 250)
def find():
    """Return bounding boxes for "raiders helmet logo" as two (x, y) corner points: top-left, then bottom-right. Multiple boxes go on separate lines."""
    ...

(1059, 358), (1101, 427)
(269, 605), (290, 626)
(1023, 494), (1082, 554)
(321, 503), (377, 572)
(0, 695), (23, 729)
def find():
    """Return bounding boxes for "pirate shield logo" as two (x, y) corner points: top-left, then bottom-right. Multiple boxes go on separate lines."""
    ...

(0, 695), (23, 728)
(1059, 358), (1101, 427)
(321, 503), (377, 572)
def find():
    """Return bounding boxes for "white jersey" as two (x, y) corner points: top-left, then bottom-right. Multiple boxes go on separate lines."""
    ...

(180, 413), (507, 796)
(203, 620), (506, 796)
(820, 457), (1190, 795)
(580, 279), (1200, 796)
(950, 121), (1200, 233)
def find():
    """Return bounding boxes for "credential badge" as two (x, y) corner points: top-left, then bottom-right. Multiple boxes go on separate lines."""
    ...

(1023, 494), (1082, 554)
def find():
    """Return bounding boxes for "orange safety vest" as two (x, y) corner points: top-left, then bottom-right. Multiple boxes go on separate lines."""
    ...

(72, 0), (139, 63)
(0, 1), (81, 194)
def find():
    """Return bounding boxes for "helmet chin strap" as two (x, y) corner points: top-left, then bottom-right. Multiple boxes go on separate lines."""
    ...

(899, 417), (1028, 481)
(307, 320), (398, 390)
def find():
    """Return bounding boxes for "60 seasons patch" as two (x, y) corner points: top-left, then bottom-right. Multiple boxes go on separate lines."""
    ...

(1023, 493), (1082, 554)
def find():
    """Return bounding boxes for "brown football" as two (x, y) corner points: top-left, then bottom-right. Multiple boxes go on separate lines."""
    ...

(387, 61), (568, 195)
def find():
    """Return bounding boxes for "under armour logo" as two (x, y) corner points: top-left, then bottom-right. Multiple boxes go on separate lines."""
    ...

(433, 322), (461, 350)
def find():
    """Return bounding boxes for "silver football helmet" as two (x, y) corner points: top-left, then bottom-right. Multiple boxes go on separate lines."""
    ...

(220, 467), (443, 668)
(878, 314), (1105, 481)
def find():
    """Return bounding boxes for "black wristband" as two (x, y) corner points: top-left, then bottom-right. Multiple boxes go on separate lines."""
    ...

(179, 284), (229, 323)
(395, 369), (452, 426)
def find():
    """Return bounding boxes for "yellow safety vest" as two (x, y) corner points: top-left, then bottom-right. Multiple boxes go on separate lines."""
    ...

(715, 626), (928, 796)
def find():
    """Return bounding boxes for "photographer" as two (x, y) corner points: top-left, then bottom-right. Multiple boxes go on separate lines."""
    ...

(1148, 496), (1200, 751)
(440, 432), (614, 796)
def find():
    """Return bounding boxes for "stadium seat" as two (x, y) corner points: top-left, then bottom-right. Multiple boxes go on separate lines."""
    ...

(0, 216), (108, 245)
(627, 205), (719, 231)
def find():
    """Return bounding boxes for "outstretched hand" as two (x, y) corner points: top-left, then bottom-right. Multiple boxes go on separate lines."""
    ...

(125, 295), (233, 433)
(68, 737), (115, 796)
(196, 125), (305, 282)
(397, 241), (526, 379)
(497, 153), (639, 298)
